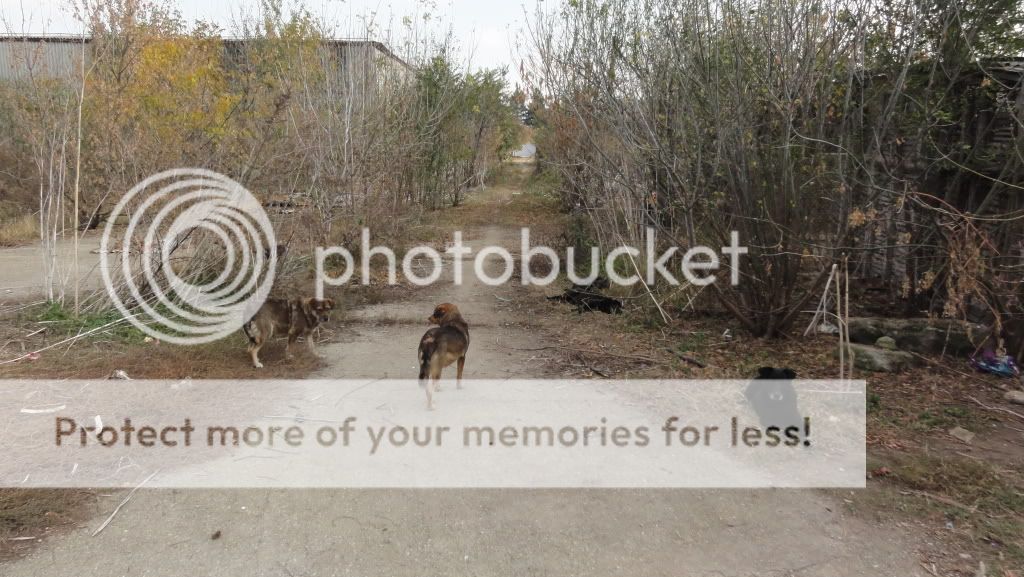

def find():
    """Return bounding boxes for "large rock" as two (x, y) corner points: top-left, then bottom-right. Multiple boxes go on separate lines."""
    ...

(875, 336), (897, 350)
(848, 318), (991, 357)
(844, 343), (921, 373)
(1005, 390), (1024, 406)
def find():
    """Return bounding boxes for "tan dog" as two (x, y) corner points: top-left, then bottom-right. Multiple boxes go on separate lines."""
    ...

(243, 298), (334, 368)
(417, 303), (470, 409)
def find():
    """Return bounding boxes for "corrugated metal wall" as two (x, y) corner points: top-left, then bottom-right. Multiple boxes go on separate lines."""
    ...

(0, 36), (410, 84)
(0, 38), (86, 81)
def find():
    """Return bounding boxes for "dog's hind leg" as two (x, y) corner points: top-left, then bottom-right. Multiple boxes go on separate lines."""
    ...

(244, 322), (265, 368)
(425, 378), (435, 410)
(418, 372), (433, 410)
(430, 356), (444, 392)
(285, 330), (299, 360)
(456, 356), (465, 389)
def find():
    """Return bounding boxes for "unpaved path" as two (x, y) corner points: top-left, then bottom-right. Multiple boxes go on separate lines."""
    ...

(314, 225), (549, 382)
(3, 182), (925, 576)
(0, 235), (102, 302)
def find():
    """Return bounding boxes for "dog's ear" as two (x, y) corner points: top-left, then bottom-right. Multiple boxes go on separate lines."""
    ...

(756, 367), (776, 379)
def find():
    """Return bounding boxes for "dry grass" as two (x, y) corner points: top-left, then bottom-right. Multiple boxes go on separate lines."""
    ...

(0, 489), (96, 561)
(0, 328), (327, 379)
(855, 450), (1024, 575)
(0, 213), (38, 247)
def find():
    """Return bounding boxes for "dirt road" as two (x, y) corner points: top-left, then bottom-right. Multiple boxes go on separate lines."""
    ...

(2, 183), (924, 576)
(0, 235), (103, 302)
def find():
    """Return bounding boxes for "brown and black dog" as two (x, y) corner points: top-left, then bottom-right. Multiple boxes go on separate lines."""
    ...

(417, 303), (470, 409)
(243, 297), (334, 368)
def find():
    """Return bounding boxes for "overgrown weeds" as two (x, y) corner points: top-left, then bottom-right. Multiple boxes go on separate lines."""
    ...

(0, 213), (38, 247)
(32, 302), (145, 343)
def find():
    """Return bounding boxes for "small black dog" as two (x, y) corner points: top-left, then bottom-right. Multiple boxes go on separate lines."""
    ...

(744, 367), (805, 444)
(547, 277), (623, 314)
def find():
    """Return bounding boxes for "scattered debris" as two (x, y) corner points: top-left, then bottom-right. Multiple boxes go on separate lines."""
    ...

(816, 321), (840, 335)
(868, 466), (892, 478)
(569, 362), (609, 378)
(211, 530), (222, 540)
(948, 426), (975, 444)
(970, 350), (1020, 378)
(108, 370), (131, 380)
(19, 404), (66, 415)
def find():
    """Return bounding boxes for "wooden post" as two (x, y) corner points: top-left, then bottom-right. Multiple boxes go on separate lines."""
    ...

(72, 32), (87, 316)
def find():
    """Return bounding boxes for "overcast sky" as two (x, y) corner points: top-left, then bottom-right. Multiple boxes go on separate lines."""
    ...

(1, 0), (531, 86)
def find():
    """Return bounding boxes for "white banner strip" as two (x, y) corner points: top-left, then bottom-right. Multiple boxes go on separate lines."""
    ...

(1, 379), (865, 488)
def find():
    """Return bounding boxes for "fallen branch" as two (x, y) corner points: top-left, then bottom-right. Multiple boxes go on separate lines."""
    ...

(623, 244), (671, 324)
(905, 489), (977, 513)
(906, 351), (996, 389)
(262, 415), (354, 425)
(512, 345), (665, 365)
(569, 363), (610, 378)
(92, 470), (159, 537)
(663, 347), (707, 368)
(968, 396), (1024, 422)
